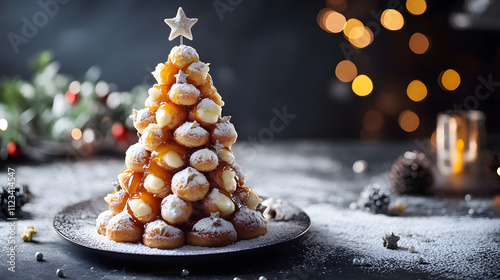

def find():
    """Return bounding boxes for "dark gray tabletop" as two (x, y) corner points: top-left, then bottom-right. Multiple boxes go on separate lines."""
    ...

(1, 141), (499, 280)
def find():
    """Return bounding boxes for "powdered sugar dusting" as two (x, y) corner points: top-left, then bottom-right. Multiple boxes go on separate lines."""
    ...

(213, 119), (236, 138)
(191, 215), (235, 235)
(53, 197), (310, 256)
(145, 220), (183, 238)
(174, 121), (209, 140)
(303, 203), (500, 279)
(125, 143), (149, 162)
(169, 45), (199, 63)
(107, 211), (137, 231)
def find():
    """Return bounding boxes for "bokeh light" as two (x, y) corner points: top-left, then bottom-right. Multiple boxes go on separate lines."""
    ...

(349, 26), (374, 49)
(352, 75), (373, 96)
(71, 128), (82, 140)
(497, 167), (500, 176)
(95, 81), (109, 97)
(0, 118), (8, 131)
(343, 18), (364, 39)
(409, 32), (429, 54)
(406, 80), (427, 102)
(398, 110), (420, 132)
(335, 60), (357, 82)
(68, 81), (81, 94)
(317, 8), (331, 31)
(439, 69), (461, 91)
(376, 85), (401, 116)
(406, 0), (427, 15)
(430, 130), (437, 147)
(363, 109), (384, 131)
(381, 9), (405, 31)
(325, 11), (346, 33)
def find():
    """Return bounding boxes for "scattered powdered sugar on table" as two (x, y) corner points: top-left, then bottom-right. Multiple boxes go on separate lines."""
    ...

(302, 204), (500, 279)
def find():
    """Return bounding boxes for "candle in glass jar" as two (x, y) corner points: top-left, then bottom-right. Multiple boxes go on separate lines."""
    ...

(436, 110), (485, 176)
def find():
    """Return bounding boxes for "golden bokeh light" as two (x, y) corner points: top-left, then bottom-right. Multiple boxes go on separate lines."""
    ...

(363, 109), (384, 131)
(381, 9), (405, 31)
(335, 60), (358, 82)
(325, 11), (346, 33)
(343, 18), (364, 39)
(430, 130), (437, 147)
(407, 80), (427, 102)
(406, 0), (427, 15)
(439, 69), (461, 91)
(71, 128), (82, 140)
(317, 8), (332, 31)
(352, 75), (373, 96)
(409, 32), (429, 54)
(0, 118), (8, 131)
(398, 110), (420, 132)
(349, 26), (373, 49)
(497, 167), (500, 176)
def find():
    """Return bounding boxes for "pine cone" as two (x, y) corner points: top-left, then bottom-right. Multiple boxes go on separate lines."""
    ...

(486, 151), (500, 187)
(357, 183), (391, 214)
(389, 150), (433, 195)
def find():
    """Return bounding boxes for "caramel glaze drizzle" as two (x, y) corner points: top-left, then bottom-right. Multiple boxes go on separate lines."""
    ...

(118, 58), (243, 233)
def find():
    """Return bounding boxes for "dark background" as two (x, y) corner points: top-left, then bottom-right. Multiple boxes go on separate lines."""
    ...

(1, 0), (499, 140)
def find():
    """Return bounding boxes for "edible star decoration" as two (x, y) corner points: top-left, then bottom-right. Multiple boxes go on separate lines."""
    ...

(382, 232), (400, 249)
(164, 7), (198, 41)
(174, 70), (189, 84)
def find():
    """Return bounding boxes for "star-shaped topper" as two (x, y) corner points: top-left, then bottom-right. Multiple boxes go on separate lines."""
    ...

(164, 7), (198, 42)
(174, 70), (189, 84)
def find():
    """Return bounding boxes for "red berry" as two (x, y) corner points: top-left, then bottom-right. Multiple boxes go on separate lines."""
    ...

(111, 122), (130, 142)
(65, 91), (79, 105)
(7, 141), (21, 157)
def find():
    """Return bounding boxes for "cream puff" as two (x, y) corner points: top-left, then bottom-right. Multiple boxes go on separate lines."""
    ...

(173, 121), (209, 147)
(171, 167), (210, 201)
(106, 211), (142, 243)
(142, 220), (185, 249)
(186, 213), (237, 247)
(161, 194), (193, 224)
(189, 148), (218, 172)
(125, 142), (150, 172)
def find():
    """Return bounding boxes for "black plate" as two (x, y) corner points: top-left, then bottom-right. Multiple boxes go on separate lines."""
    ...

(53, 197), (310, 261)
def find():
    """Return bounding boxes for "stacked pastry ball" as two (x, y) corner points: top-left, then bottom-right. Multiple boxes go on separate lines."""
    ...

(96, 45), (267, 249)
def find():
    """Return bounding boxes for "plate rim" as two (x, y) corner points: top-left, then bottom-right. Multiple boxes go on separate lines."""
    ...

(53, 197), (311, 259)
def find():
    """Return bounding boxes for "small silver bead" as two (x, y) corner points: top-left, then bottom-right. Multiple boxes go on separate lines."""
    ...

(352, 258), (361, 265)
(353, 160), (368, 173)
(181, 269), (189, 277)
(259, 276), (267, 280)
(408, 245), (416, 253)
(415, 256), (424, 264)
(35, 252), (43, 261)
(233, 277), (242, 280)
(56, 269), (65, 278)
(360, 258), (370, 266)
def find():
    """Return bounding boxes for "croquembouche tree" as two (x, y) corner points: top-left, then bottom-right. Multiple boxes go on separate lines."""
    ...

(95, 7), (267, 248)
